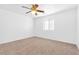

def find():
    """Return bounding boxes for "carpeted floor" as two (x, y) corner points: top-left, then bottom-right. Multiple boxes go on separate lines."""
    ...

(0, 37), (78, 55)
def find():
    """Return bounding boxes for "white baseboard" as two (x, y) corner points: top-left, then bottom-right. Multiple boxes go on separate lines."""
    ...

(0, 34), (76, 46)
(35, 35), (76, 45)
(0, 35), (33, 44)
(75, 42), (79, 49)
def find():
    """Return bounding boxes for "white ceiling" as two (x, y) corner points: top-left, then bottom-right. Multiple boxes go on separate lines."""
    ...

(0, 4), (77, 18)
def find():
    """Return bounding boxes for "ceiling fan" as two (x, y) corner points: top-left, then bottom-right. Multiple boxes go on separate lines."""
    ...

(22, 4), (44, 15)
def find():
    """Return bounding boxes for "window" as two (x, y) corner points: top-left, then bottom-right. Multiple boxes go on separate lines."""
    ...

(43, 20), (54, 31)
(49, 20), (54, 30)
(43, 20), (49, 30)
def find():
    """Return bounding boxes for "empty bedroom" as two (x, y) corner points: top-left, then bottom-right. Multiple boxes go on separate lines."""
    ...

(0, 4), (79, 55)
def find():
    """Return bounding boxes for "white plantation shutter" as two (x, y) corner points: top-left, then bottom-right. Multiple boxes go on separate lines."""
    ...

(49, 20), (54, 31)
(43, 20), (49, 30)
(43, 20), (54, 31)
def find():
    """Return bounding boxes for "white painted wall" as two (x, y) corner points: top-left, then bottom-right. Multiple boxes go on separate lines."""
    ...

(0, 9), (33, 44)
(0, 6), (77, 45)
(34, 8), (77, 44)
(77, 6), (79, 48)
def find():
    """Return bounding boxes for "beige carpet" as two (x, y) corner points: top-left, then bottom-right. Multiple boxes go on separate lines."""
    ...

(0, 37), (78, 55)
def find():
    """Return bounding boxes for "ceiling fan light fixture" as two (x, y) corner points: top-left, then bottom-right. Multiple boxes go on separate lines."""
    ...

(32, 10), (37, 14)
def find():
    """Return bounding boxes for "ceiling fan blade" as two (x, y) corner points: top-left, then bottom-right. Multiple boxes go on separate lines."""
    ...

(25, 11), (31, 14)
(22, 6), (31, 10)
(37, 10), (44, 13)
(34, 4), (39, 8)
(32, 4), (39, 10)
